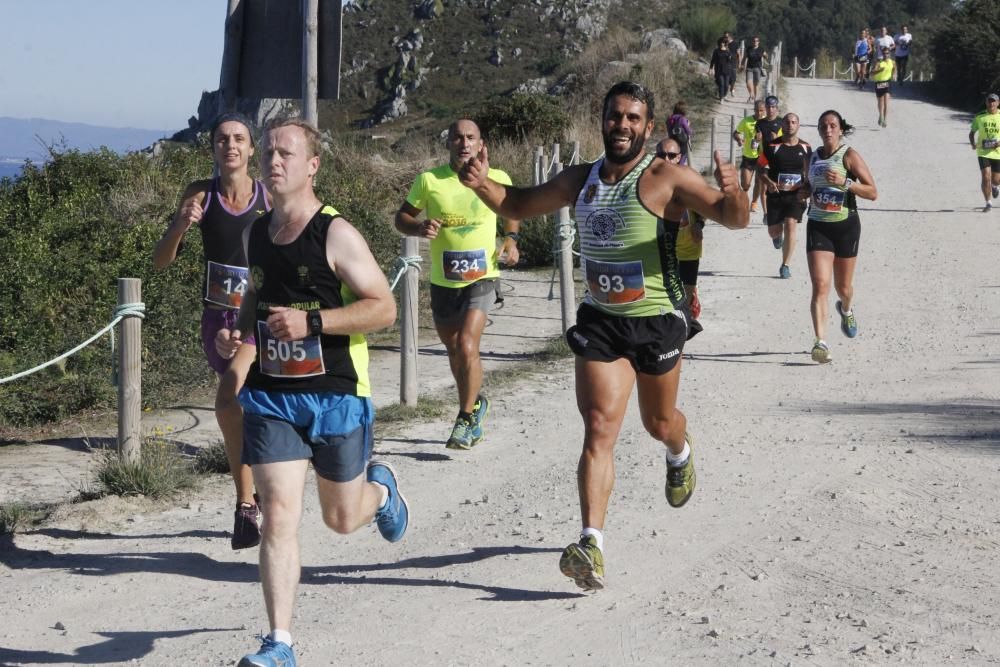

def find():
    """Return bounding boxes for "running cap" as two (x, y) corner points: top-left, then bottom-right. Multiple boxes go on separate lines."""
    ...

(210, 111), (256, 146)
(765, 95), (779, 106)
(988, 93), (1000, 102)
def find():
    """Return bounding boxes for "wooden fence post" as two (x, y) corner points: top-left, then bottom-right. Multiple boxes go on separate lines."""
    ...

(552, 158), (575, 333)
(399, 236), (419, 406)
(117, 278), (142, 464)
(302, 0), (319, 126)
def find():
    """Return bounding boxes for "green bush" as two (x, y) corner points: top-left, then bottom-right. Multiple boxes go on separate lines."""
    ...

(929, 0), (1000, 107)
(677, 6), (735, 55)
(476, 93), (571, 144)
(92, 437), (198, 499)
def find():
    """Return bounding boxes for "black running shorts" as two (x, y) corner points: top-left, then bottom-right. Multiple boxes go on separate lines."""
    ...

(740, 156), (759, 170)
(977, 156), (1000, 171)
(766, 193), (807, 226)
(566, 303), (689, 375)
(806, 212), (861, 258)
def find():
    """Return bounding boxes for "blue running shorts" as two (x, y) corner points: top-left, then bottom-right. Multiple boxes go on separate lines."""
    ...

(239, 389), (374, 482)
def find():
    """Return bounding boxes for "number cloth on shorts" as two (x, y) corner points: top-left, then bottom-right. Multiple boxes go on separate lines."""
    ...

(240, 389), (373, 482)
(566, 303), (690, 375)
(244, 205), (371, 397)
(575, 154), (686, 317)
(199, 177), (270, 309)
(405, 163), (513, 288)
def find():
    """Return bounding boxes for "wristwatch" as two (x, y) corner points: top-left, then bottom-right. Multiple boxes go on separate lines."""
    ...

(504, 231), (521, 242)
(307, 309), (323, 336)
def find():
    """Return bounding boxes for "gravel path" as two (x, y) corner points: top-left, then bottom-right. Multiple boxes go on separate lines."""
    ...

(3, 77), (999, 666)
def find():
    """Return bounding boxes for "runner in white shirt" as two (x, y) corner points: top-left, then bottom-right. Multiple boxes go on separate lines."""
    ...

(894, 25), (913, 85)
(875, 26), (895, 61)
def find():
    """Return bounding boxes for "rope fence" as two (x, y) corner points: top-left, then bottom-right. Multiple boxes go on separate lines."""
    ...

(0, 302), (145, 385)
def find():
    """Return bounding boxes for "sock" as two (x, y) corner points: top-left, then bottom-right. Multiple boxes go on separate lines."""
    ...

(457, 410), (473, 422)
(666, 441), (691, 468)
(271, 629), (292, 647)
(373, 483), (389, 510)
(581, 527), (604, 551)
(841, 307), (853, 316)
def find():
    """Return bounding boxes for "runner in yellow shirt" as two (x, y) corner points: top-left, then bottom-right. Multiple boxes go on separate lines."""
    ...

(395, 119), (521, 449)
(870, 47), (895, 127)
(733, 100), (767, 213)
(969, 93), (1000, 211)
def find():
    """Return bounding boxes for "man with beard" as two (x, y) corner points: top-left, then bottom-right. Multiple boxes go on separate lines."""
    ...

(459, 81), (748, 591)
(395, 119), (521, 450)
(758, 113), (811, 278)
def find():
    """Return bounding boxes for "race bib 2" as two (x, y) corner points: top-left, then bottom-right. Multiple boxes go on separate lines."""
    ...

(812, 187), (846, 213)
(778, 173), (803, 191)
(443, 248), (488, 282)
(256, 320), (325, 378)
(584, 258), (646, 306)
(206, 261), (248, 309)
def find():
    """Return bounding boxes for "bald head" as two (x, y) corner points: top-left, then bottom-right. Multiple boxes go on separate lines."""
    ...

(447, 118), (483, 170)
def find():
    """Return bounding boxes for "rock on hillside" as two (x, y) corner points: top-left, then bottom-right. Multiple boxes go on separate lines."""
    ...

(341, 0), (673, 127)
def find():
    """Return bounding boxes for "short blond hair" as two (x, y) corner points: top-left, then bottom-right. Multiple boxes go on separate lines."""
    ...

(263, 117), (322, 157)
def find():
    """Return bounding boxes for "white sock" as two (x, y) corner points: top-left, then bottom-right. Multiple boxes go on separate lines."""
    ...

(373, 483), (389, 510)
(666, 441), (690, 467)
(581, 527), (604, 551)
(271, 629), (292, 647)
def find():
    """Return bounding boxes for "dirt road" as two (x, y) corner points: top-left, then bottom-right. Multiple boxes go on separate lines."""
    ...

(2, 78), (999, 666)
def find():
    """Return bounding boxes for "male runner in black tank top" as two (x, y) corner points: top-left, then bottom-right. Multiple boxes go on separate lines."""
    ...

(759, 113), (811, 278)
(152, 112), (268, 551)
(214, 118), (405, 667)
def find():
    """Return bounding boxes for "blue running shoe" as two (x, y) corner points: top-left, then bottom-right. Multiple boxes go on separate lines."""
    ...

(238, 636), (296, 667)
(367, 461), (409, 542)
(472, 395), (490, 427)
(836, 300), (858, 338)
(779, 264), (791, 279)
(772, 234), (783, 250)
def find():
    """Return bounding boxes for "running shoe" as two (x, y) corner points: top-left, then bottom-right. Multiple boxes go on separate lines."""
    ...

(665, 433), (696, 508)
(985, 202), (993, 212)
(445, 415), (480, 450)
(367, 461), (409, 543)
(750, 201), (759, 213)
(238, 636), (296, 667)
(811, 340), (832, 364)
(779, 264), (791, 279)
(836, 301), (858, 338)
(472, 395), (490, 428)
(992, 185), (999, 200)
(559, 535), (605, 591)
(231, 499), (263, 550)
(688, 291), (702, 320)
(772, 234), (783, 250)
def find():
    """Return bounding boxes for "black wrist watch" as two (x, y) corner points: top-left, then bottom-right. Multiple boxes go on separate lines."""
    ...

(307, 309), (323, 336)
(504, 231), (521, 242)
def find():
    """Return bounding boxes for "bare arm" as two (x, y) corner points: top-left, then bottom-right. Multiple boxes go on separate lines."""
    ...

(969, 129), (978, 149)
(394, 201), (440, 239)
(647, 151), (749, 230)
(458, 145), (588, 219)
(842, 148), (878, 201)
(152, 181), (209, 269)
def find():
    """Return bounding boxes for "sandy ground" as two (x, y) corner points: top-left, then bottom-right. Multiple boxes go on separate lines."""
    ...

(3, 78), (1000, 666)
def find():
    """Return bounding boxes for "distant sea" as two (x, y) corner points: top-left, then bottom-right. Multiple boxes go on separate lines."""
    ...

(0, 159), (26, 181)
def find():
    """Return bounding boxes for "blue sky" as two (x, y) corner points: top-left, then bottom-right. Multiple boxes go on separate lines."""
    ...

(0, 0), (225, 131)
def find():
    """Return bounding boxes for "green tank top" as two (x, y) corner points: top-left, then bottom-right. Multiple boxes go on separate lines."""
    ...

(573, 154), (685, 316)
(807, 145), (854, 222)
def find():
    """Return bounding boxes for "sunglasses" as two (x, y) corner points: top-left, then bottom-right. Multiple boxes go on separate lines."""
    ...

(664, 151), (681, 160)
